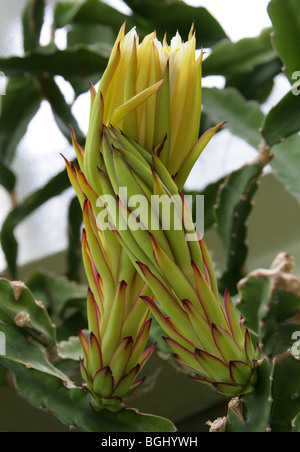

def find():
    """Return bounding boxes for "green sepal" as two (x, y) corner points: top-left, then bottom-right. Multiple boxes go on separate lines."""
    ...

(81, 229), (104, 311)
(88, 332), (103, 378)
(109, 337), (133, 386)
(101, 281), (127, 363)
(224, 289), (245, 349)
(125, 318), (152, 372)
(212, 323), (245, 364)
(137, 262), (196, 343)
(182, 299), (220, 356)
(229, 360), (251, 385)
(141, 295), (194, 352)
(150, 235), (199, 308)
(84, 91), (104, 194)
(112, 365), (140, 398)
(70, 126), (85, 170)
(194, 348), (229, 382)
(164, 337), (199, 372)
(87, 289), (101, 345)
(191, 261), (228, 330)
(78, 329), (89, 368)
(83, 200), (115, 300)
(93, 366), (114, 397)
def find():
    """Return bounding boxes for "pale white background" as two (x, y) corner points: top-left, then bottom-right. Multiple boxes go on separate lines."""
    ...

(0, 0), (291, 271)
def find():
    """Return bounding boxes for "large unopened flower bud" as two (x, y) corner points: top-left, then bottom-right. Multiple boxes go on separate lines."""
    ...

(100, 127), (260, 397)
(64, 159), (156, 412)
(64, 22), (224, 410)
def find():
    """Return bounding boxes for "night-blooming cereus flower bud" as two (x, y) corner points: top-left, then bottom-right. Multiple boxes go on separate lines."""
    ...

(64, 22), (225, 410)
(100, 127), (260, 398)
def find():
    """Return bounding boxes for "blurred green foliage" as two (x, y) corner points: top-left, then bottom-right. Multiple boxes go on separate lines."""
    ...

(0, 0), (299, 433)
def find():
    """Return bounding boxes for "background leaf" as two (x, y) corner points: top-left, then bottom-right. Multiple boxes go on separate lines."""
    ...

(0, 161), (16, 192)
(237, 257), (300, 357)
(0, 169), (70, 279)
(227, 254), (300, 432)
(214, 162), (262, 294)
(22, 0), (46, 52)
(0, 78), (42, 165)
(35, 76), (85, 145)
(124, 0), (227, 47)
(262, 88), (300, 146)
(270, 356), (300, 432)
(0, 358), (176, 432)
(237, 276), (270, 334)
(0, 278), (56, 345)
(203, 28), (276, 77)
(271, 133), (300, 200)
(202, 87), (265, 149)
(0, 323), (73, 386)
(54, 0), (134, 32)
(0, 45), (109, 83)
(66, 196), (84, 283)
(26, 270), (88, 340)
(183, 176), (226, 231)
(268, 0), (300, 83)
(225, 58), (282, 104)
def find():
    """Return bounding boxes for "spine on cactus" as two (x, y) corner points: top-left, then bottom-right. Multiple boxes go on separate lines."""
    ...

(64, 22), (226, 410)
(100, 127), (260, 398)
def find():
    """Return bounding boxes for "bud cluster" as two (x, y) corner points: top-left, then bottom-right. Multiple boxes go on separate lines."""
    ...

(64, 23), (258, 410)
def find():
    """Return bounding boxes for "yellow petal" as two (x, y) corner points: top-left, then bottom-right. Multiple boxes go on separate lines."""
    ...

(136, 32), (157, 93)
(144, 41), (162, 151)
(109, 79), (164, 129)
(98, 40), (122, 108)
(136, 32), (157, 146)
(109, 21), (126, 62)
(122, 36), (138, 141)
(175, 122), (226, 189)
(168, 50), (203, 175)
(104, 27), (137, 122)
(154, 60), (171, 166)
(169, 36), (196, 155)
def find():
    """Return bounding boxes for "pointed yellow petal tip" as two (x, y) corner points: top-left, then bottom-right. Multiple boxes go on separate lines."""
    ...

(89, 81), (96, 98)
(163, 31), (168, 47)
(197, 47), (204, 63)
(119, 21), (127, 40)
(188, 22), (195, 40)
